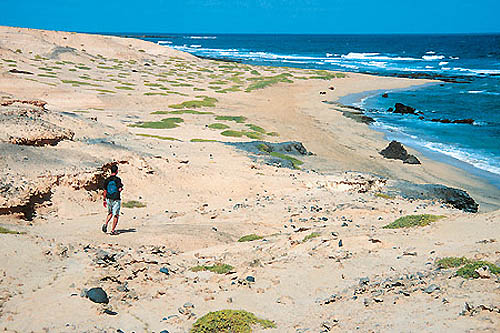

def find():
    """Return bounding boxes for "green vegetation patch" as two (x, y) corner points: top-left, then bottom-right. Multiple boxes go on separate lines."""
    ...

(436, 257), (500, 279)
(61, 80), (101, 87)
(382, 214), (446, 229)
(136, 133), (180, 141)
(190, 138), (217, 142)
(303, 232), (321, 242)
(375, 193), (395, 200)
(266, 132), (279, 137)
(215, 115), (247, 123)
(245, 73), (294, 92)
(191, 309), (275, 333)
(190, 263), (234, 274)
(269, 152), (303, 169)
(221, 130), (244, 138)
(208, 123), (230, 130)
(0, 226), (25, 235)
(115, 86), (135, 90)
(308, 71), (347, 80)
(122, 200), (147, 208)
(245, 124), (266, 133)
(238, 234), (263, 242)
(152, 110), (214, 115)
(130, 117), (184, 129)
(169, 96), (218, 109)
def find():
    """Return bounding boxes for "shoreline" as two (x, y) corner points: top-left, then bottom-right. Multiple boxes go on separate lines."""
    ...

(337, 86), (500, 191)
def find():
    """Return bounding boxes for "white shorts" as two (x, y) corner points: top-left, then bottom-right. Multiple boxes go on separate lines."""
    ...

(107, 199), (121, 216)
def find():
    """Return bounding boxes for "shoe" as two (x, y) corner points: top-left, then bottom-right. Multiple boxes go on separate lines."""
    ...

(110, 230), (119, 235)
(101, 224), (107, 233)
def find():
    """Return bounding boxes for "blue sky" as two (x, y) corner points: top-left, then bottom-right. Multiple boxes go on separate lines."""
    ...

(1, 0), (499, 33)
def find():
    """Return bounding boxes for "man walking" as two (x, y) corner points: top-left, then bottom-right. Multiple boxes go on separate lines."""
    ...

(102, 164), (123, 235)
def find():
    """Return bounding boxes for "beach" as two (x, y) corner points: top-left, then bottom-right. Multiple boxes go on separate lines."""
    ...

(0, 26), (499, 332)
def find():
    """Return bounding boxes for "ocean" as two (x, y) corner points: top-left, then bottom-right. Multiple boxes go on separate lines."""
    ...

(119, 33), (500, 187)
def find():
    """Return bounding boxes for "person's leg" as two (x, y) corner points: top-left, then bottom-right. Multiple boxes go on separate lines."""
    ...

(109, 200), (121, 234)
(102, 199), (113, 232)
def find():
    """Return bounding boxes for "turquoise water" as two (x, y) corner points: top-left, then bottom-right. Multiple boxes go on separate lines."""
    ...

(110, 33), (500, 185)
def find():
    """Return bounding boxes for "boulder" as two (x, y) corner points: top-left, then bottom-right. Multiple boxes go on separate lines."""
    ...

(379, 141), (420, 165)
(393, 103), (421, 115)
(382, 93), (389, 98)
(87, 287), (109, 304)
(385, 180), (479, 213)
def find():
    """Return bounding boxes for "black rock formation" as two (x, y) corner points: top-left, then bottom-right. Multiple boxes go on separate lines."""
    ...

(385, 181), (479, 213)
(379, 141), (421, 164)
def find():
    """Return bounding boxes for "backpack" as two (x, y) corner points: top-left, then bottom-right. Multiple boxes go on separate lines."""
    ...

(107, 179), (118, 198)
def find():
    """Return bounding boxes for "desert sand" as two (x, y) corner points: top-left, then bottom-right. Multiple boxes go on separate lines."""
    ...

(0, 26), (499, 332)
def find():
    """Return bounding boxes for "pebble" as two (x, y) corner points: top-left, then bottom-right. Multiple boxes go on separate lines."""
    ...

(183, 302), (194, 309)
(246, 275), (255, 283)
(423, 284), (440, 294)
(160, 267), (170, 275)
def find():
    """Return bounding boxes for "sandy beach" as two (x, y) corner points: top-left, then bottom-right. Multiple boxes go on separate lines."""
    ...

(0, 26), (499, 332)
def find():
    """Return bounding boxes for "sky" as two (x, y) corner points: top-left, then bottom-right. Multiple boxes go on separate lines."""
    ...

(1, 0), (499, 34)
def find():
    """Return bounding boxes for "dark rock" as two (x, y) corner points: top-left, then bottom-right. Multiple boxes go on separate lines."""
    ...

(379, 141), (420, 164)
(385, 180), (479, 213)
(387, 107), (394, 112)
(423, 284), (440, 294)
(403, 155), (421, 165)
(87, 287), (109, 304)
(160, 267), (170, 275)
(382, 93), (389, 98)
(9, 69), (33, 75)
(430, 118), (474, 125)
(393, 103), (418, 115)
(246, 275), (255, 283)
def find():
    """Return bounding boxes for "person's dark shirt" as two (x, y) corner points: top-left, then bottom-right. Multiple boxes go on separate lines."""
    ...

(104, 175), (123, 200)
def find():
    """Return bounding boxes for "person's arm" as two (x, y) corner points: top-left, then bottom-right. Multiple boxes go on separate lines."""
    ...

(103, 180), (108, 207)
(118, 178), (123, 192)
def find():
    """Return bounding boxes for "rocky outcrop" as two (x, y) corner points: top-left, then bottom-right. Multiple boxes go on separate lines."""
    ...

(0, 100), (74, 146)
(385, 180), (479, 213)
(379, 141), (420, 165)
(430, 118), (474, 125)
(392, 103), (422, 116)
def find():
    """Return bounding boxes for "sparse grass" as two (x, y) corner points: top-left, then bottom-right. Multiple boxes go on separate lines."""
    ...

(215, 115), (247, 123)
(0, 226), (25, 235)
(190, 138), (217, 142)
(238, 234), (263, 242)
(269, 152), (304, 169)
(116, 86), (134, 90)
(190, 263), (234, 274)
(375, 193), (395, 200)
(169, 96), (218, 109)
(152, 110), (214, 115)
(245, 73), (294, 92)
(220, 130), (244, 138)
(308, 71), (346, 80)
(191, 309), (275, 333)
(436, 257), (500, 279)
(243, 131), (263, 140)
(144, 92), (168, 96)
(172, 83), (193, 87)
(122, 200), (147, 208)
(437, 257), (470, 269)
(215, 86), (242, 93)
(208, 123), (230, 130)
(257, 143), (271, 153)
(95, 89), (116, 93)
(130, 117), (184, 129)
(266, 132), (279, 137)
(136, 133), (180, 141)
(61, 80), (101, 87)
(382, 214), (446, 229)
(37, 73), (57, 78)
(303, 232), (321, 242)
(245, 124), (266, 133)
